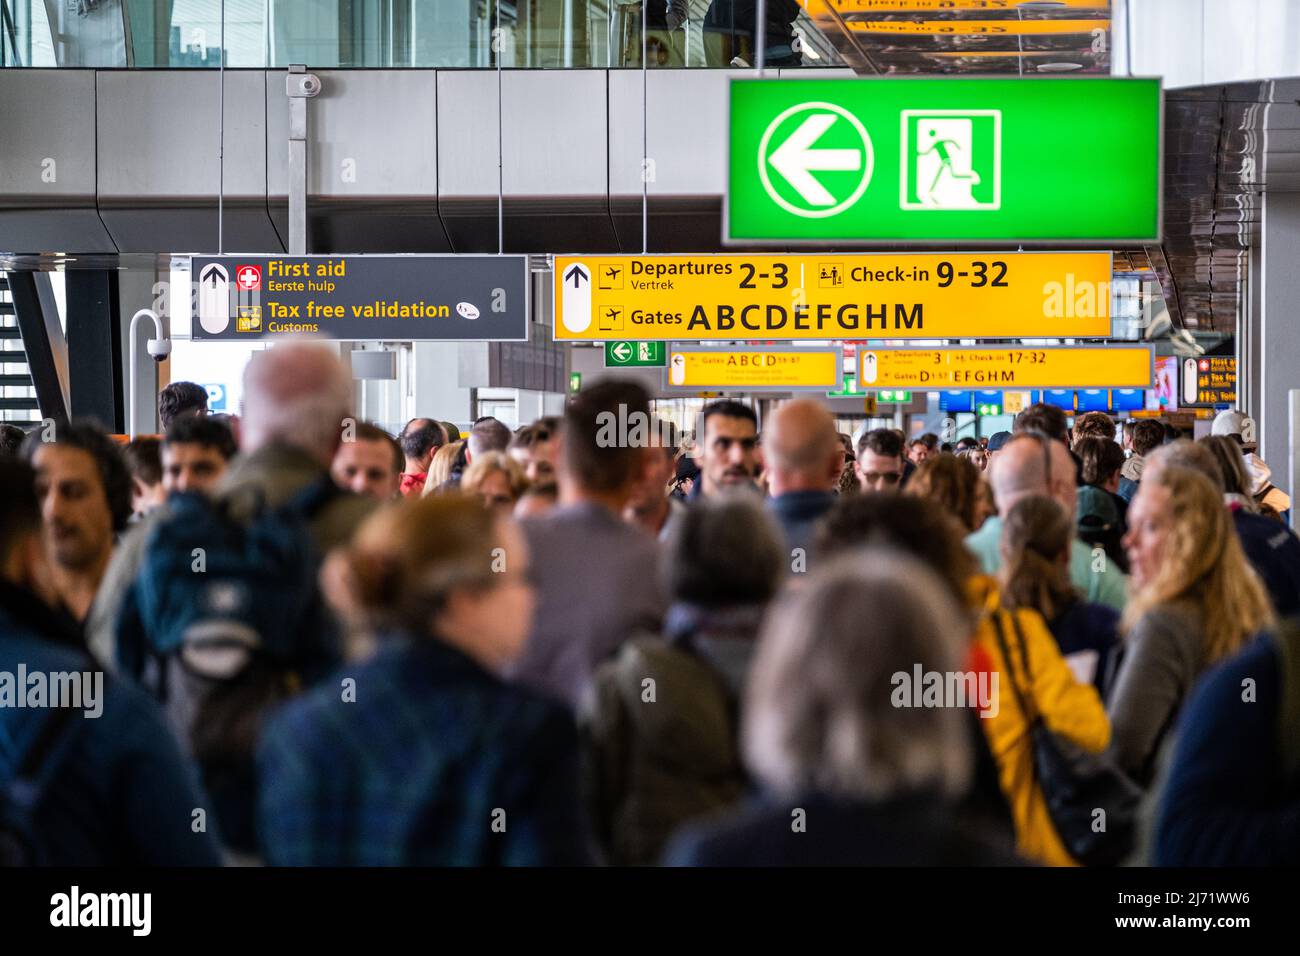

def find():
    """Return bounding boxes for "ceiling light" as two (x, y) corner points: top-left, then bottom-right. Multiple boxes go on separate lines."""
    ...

(1037, 62), (1084, 72)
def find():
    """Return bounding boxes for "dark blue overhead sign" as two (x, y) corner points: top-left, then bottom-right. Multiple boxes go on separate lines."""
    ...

(191, 255), (529, 342)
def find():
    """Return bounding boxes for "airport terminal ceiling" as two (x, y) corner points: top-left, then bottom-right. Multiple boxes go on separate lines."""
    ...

(3, 2), (1297, 341)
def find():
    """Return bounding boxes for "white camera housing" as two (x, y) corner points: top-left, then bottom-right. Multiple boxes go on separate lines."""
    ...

(287, 73), (322, 98)
(147, 338), (172, 362)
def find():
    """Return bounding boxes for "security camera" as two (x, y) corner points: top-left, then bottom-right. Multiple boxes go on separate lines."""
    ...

(287, 73), (321, 98)
(147, 338), (172, 362)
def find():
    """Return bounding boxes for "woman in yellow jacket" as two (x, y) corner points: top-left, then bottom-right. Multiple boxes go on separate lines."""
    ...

(968, 570), (1111, 866)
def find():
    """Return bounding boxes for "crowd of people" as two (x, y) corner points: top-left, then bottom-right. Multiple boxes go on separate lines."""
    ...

(2, 339), (1298, 866)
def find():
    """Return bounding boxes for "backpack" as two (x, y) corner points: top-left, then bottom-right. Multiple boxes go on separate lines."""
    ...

(0, 704), (81, 866)
(114, 477), (344, 850)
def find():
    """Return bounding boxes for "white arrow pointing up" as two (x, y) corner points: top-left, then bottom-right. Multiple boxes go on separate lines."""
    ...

(768, 113), (862, 207)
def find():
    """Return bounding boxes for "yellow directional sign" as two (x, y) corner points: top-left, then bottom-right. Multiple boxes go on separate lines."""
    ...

(848, 18), (1107, 35)
(807, 1), (1106, 10)
(860, 346), (1153, 390)
(555, 253), (1112, 342)
(666, 347), (842, 391)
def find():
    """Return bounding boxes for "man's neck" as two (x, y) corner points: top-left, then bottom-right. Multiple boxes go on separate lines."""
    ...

(560, 483), (629, 516)
(628, 496), (671, 535)
(404, 458), (427, 475)
(52, 550), (111, 622)
(769, 473), (831, 497)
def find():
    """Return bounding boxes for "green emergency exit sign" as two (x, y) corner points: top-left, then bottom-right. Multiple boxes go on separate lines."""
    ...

(604, 340), (666, 367)
(879, 390), (911, 403)
(727, 77), (1161, 244)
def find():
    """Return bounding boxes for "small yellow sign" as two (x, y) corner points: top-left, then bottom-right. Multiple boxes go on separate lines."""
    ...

(554, 253), (1112, 342)
(1002, 390), (1031, 415)
(848, 18), (1107, 35)
(860, 347), (1153, 390)
(236, 306), (262, 332)
(809, 0), (1105, 10)
(667, 348), (841, 391)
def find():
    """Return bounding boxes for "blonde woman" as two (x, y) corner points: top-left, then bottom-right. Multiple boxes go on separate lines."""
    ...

(1109, 466), (1275, 784)
(460, 451), (528, 514)
(422, 439), (464, 496)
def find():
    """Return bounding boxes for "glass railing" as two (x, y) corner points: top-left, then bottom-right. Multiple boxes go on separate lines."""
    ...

(1, 0), (842, 69)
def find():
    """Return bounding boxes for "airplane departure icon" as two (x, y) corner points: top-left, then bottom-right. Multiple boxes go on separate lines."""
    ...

(599, 265), (624, 290)
(598, 306), (624, 332)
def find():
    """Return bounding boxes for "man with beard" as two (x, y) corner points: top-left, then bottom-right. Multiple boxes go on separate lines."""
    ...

(22, 421), (132, 625)
(692, 400), (760, 499)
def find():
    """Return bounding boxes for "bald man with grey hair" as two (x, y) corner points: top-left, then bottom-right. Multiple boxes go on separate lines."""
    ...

(966, 432), (1129, 611)
(764, 399), (843, 573)
(240, 341), (356, 465)
(87, 340), (376, 669)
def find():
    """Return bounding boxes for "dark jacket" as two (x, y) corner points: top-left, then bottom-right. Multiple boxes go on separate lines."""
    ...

(1048, 599), (1122, 699)
(258, 635), (591, 866)
(1232, 506), (1300, 618)
(0, 579), (84, 653)
(0, 605), (222, 866)
(583, 603), (762, 866)
(768, 490), (836, 573)
(663, 790), (1020, 866)
(1155, 627), (1300, 865)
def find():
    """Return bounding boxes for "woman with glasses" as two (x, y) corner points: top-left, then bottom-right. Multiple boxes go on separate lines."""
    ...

(257, 496), (590, 865)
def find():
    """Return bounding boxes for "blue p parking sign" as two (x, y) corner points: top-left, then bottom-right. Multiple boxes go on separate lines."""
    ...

(202, 383), (228, 412)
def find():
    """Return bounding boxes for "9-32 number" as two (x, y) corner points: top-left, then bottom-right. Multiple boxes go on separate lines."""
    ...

(937, 260), (1008, 288)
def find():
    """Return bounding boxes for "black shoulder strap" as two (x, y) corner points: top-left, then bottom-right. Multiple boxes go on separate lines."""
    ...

(991, 610), (1039, 725)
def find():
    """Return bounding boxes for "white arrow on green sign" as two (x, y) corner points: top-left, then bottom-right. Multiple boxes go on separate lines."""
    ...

(604, 340), (666, 367)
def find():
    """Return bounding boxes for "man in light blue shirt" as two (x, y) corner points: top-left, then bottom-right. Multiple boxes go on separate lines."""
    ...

(966, 432), (1128, 611)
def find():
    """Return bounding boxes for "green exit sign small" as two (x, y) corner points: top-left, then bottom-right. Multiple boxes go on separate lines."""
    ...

(568, 372), (582, 394)
(879, 390), (912, 404)
(604, 341), (666, 367)
(977, 401), (1003, 416)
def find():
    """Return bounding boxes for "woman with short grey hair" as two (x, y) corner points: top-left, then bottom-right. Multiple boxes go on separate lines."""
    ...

(664, 552), (1012, 866)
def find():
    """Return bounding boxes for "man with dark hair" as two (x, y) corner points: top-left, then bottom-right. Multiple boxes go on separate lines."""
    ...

(1072, 410), (1116, 445)
(21, 420), (132, 622)
(122, 437), (165, 519)
(161, 415), (237, 496)
(1118, 418), (1165, 502)
(695, 399), (759, 498)
(623, 419), (682, 541)
(507, 380), (666, 708)
(156, 381), (209, 431)
(0, 457), (222, 865)
(1076, 436), (1126, 493)
(906, 438), (931, 467)
(509, 416), (562, 485)
(856, 428), (907, 493)
(1074, 436), (1130, 573)
(0, 423), (26, 456)
(332, 421), (403, 501)
(397, 418), (446, 497)
(1014, 402), (1070, 444)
